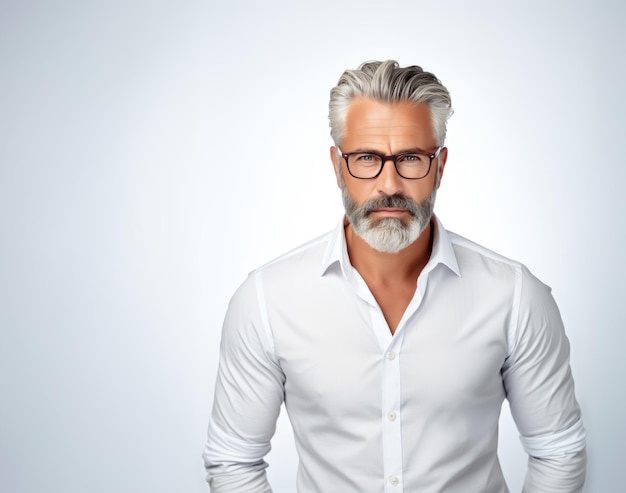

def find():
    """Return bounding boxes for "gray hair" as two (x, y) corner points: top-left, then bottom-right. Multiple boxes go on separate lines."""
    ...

(329, 60), (453, 146)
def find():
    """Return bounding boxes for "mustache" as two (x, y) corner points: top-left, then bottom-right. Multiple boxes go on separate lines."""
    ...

(361, 194), (419, 215)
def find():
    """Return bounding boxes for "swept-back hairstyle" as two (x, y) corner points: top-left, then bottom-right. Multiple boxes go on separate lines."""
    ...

(329, 60), (453, 146)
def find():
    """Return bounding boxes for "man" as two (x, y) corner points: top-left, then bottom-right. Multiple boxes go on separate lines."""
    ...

(203, 60), (586, 492)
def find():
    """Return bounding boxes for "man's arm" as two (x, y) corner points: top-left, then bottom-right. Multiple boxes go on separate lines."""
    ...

(502, 265), (586, 492)
(524, 449), (587, 492)
(204, 272), (285, 492)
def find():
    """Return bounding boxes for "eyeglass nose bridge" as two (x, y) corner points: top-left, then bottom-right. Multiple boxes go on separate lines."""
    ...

(375, 155), (403, 178)
(384, 154), (404, 170)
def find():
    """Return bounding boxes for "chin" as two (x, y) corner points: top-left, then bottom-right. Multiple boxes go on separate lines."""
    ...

(357, 217), (423, 253)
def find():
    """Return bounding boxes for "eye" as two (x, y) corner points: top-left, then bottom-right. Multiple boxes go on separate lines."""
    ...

(355, 153), (376, 162)
(352, 153), (381, 166)
(398, 153), (427, 164)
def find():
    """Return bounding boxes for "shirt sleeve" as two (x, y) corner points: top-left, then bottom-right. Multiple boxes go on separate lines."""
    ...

(203, 271), (285, 492)
(502, 265), (586, 492)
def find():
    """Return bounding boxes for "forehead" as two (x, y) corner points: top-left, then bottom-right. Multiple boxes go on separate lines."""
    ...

(343, 97), (435, 150)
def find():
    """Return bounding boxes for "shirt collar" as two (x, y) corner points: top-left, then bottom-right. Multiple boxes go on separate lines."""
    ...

(428, 215), (461, 277)
(320, 216), (352, 278)
(319, 215), (461, 278)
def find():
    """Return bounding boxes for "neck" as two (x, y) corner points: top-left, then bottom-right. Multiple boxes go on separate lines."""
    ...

(345, 219), (434, 284)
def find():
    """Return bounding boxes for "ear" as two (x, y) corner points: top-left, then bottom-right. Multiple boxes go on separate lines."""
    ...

(436, 147), (448, 189)
(330, 146), (342, 188)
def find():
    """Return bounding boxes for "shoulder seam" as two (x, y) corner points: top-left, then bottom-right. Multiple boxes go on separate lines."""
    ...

(254, 270), (276, 358)
(506, 263), (523, 358)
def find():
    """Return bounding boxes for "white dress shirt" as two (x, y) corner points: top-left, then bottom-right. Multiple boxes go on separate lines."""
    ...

(204, 217), (586, 492)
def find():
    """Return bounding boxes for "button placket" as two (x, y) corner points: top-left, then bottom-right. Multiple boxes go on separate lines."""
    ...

(382, 342), (403, 492)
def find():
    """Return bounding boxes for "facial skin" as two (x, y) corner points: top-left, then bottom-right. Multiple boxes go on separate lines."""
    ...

(331, 97), (448, 253)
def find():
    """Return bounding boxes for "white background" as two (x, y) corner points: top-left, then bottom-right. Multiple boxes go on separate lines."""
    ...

(1, 1), (624, 491)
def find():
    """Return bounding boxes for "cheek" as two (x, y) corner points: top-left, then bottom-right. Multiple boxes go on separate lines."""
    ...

(344, 181), (376, 204)
(408, 182), (435, 203)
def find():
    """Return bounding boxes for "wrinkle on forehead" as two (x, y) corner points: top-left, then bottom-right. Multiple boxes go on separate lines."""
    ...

(343, 97), (436, 153)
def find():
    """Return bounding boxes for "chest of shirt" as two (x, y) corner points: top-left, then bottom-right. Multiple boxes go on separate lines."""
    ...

(262, 270), (513, 417)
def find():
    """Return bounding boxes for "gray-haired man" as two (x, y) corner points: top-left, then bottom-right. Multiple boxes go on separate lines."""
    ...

(203, 60), (586, 492)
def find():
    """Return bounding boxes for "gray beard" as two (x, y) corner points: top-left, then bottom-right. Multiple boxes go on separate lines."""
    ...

(342, 186), (437, 254)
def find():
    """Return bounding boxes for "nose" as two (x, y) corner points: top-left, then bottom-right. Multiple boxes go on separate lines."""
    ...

(376, 157), (403, 196)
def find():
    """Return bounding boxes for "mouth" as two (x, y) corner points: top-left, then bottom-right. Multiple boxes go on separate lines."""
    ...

(370, 208), (410, 217)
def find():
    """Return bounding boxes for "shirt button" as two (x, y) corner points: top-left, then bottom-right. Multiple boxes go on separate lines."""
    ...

(387, 411), (397, 421)
(390, 475), (399, 485)
(387, 351), (396, 360)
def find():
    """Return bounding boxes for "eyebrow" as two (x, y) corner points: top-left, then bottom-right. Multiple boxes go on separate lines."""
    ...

(347, 147), (433, 155)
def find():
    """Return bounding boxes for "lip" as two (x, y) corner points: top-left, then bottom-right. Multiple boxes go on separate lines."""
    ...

(371, 208), (408, 217)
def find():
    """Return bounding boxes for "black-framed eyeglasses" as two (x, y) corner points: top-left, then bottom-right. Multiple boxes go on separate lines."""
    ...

(340, 147), (443, 180)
